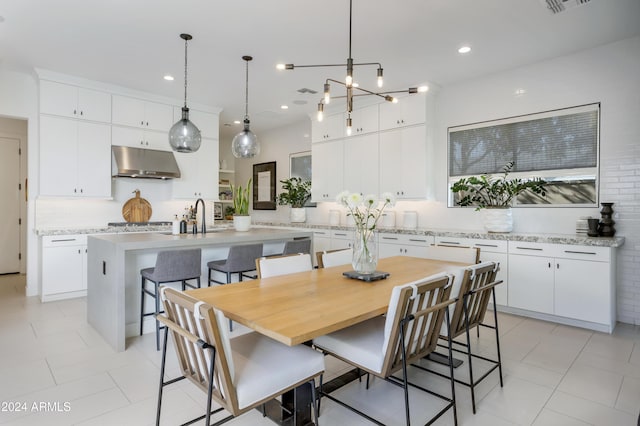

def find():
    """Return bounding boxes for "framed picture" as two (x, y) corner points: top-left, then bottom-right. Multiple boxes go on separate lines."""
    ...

(289, 151), (316, 207)
(213, 202), (223, 220)
(253, 161), (277, 210)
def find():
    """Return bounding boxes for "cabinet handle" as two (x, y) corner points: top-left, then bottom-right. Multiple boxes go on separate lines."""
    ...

(73, 109), (77, 115)
(548, 262), (551, 268)
(475, 243), (498, 248)
(439, 241), (460, 245)
(141, 120), (144, 125)
(335, 233), (347, 236)
(51, 238), (77, 243)
(382, 237), (398, 240)
(80, 110), (83, 116)
(409, 239), (427, 243)
(78, 249), (81, 254)
(103, 261), (106, 275)
(146, 121), (149, 126)
(557, 263), (560, 269)
(516, 246), (543, 251)
(564, 250), (597, 255)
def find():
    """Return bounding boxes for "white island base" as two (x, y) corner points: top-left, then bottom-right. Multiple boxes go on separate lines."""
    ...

(87, 228), (312, 352)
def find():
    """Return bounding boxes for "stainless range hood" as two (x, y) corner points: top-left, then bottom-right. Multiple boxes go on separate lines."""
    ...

(111, 145), (181, 179)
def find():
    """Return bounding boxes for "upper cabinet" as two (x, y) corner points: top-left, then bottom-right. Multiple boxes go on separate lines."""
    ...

(346, 104), (379, 136)
(378, 95), (425, 131)
(111, 126), (171, 151)
(312, 139), (344, 201)
(379, 125), (427, 199)
(311, 112), (345, 143)
(343, 133), (378, 196)
(40, 116), (111, 197)
(112, 95), (173, 132)
(40, 80), (111, 123)
(173, 138), (219, 199)
(173, 107), (219, 140)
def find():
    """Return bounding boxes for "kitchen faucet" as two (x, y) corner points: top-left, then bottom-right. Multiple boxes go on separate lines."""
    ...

(194, 198), (206, 234)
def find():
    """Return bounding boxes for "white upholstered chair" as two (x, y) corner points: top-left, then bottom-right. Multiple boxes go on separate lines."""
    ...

(155, 287), (325, 426)
(313, 273), (458, 425)
(316, 248), (353, 268)
(256, 253), (313, 279)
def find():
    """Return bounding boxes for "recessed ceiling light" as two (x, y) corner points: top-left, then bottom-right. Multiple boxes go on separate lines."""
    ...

(280, 105), (289, 110)
(515, 88), (527, 96)
(233, 120), (241, 125)
(458, 46), (471, 54)
(163, 75), (174, 81)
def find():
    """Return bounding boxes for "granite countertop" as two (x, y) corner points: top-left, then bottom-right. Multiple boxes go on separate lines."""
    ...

(36, 221), (625, 248)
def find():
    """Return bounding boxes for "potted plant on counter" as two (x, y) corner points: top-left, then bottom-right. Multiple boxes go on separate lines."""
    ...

(451, 161), (546, 232)
(230, 178), (252, 231)
(276, 177), (312, 223)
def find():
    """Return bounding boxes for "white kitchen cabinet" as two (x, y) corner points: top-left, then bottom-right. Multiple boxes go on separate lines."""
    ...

(173, 107), (219, 139)
(311, 112), (345, 143)
(330, 230), (354, 250)
(41, 235), (88, 301)
(378, 94), (426, 131)
(347, 104), (379, 136)
(508, 242), (615, 331)
(434, 236), (509, 306)
(379, 125), (427, 199)
(111, 125), (171, 151)
(173, 137), (219, 199)
(112, 95), (174, 132)
(343, 133), (378, 196)
(40, 80), (111, 123)
(312, 139), (344, 201)
(379, 233), (433, 258)
(40, 116), (111, 197)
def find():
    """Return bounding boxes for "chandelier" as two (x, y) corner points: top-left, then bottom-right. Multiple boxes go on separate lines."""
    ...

(277, 0), (428, 136)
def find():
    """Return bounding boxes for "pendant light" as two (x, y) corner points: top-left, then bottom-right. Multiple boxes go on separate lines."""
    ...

(169, 33), (202, 153)
(232, 55), (260, 159)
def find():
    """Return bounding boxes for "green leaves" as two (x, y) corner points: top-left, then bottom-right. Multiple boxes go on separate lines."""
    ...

(230, 178), (251, 215)
(451, 161), (546, 210)
(276, 177), (311, 208)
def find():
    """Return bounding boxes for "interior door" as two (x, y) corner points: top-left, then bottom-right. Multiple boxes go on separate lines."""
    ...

(0, 137), (21, 274)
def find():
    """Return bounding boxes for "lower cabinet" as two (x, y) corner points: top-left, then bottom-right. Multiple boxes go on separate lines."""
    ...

(41, 235), (88, 301)
(508, 242), (614, 332)
(330, 230), (354, 250)
(379, 233), (433, 258)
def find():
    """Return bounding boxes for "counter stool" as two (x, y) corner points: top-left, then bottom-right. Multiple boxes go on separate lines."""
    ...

(281, 238), (311, 255)
(140, 248), (201, 350)
(207, 243), (263, 286)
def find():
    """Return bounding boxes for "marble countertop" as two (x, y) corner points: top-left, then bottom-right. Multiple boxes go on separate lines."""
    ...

(36, 221), (625, 248)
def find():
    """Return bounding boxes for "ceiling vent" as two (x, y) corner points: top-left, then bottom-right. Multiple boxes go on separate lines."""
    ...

(540, 0), (591, 14)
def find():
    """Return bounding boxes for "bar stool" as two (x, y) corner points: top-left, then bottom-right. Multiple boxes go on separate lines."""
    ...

(140, 248), (201, 350)
(281, 238), (311, 255)
(207, 243), (263, 285)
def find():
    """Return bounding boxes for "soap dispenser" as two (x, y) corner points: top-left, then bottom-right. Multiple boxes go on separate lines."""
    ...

(172, 215), (180, 235)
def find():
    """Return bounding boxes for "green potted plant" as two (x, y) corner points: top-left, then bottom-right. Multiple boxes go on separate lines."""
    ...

(451, 161), (546, 232)
(230, 178), (252, 231)
(224, 205), (235, 221)
(277, 177), (312, 223)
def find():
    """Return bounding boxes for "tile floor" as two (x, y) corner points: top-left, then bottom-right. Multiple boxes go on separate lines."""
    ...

(0, 273), (639, 425)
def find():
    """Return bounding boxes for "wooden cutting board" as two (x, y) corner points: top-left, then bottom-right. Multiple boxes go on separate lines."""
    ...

(122, 190), (152, 223)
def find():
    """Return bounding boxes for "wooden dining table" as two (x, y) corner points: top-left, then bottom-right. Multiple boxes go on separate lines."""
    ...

(187, 256), (466, 346)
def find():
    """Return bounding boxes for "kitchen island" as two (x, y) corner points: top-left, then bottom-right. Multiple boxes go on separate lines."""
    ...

(87, 228), (312, 351)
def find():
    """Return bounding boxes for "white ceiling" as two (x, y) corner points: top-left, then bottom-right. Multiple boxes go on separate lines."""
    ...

(1, 0), (639, 142)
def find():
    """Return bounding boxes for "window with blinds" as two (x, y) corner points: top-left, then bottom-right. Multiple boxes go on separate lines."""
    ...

(448, 103), (600, 207)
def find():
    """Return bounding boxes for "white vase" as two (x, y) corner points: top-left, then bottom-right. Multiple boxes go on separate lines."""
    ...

(233, 215), (251, 232)
(290, 207), (306, 223)
(482, 208), (513, 233)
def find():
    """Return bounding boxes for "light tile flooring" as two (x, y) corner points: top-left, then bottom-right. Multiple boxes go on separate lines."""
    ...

(1, 273), (639, 425)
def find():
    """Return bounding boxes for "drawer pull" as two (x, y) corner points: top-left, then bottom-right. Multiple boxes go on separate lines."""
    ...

(51, 238), (77, 243)
(335, 233), (347, 236)
(439, 241), (460, 245)
(516, 246), (543, 251)
(475, 243), (498, 248)
(409, 239), (427, 242)
(564, 250), (597, 255)
(382, 237), (399, 240)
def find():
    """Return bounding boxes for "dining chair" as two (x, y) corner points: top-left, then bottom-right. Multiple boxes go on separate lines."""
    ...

(316, 248), (353, 268)
(313, 273), (458, 426)
(139, 248), (201, 351)
(155, 287), (325, 426)
(421, 261), (503, 414)
(424, 244), (480, 264)
(256, 253), (313, 279)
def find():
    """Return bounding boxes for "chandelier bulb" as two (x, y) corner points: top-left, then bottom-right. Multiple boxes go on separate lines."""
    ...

(323, 83), (331, 104)
(317, 103), (324, 122)
(377, 67), (384, 88)
(346, 116), (352, 136)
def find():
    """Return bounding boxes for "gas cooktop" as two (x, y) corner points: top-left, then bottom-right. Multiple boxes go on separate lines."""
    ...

(107, 221), (171, 227)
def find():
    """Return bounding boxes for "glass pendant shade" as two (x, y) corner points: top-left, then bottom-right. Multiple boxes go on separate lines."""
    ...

(232, 119), (260, 158)
(169, 107), (201, 152)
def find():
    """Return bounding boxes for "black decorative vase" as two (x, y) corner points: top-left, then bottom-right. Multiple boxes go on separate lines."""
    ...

(599, 202), (616, 237)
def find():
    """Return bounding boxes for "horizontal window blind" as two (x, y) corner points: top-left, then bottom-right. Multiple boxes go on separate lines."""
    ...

(449, 104), (599, 177)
